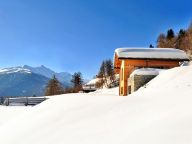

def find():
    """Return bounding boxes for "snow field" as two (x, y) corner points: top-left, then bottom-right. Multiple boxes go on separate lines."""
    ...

(0, 65), (192, 144)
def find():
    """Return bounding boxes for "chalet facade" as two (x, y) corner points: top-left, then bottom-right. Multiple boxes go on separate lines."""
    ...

(114, 48), (189, 96)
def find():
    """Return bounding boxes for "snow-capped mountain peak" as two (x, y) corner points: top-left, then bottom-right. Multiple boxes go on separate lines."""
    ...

(0, 67), (31, 74)
(23, 65), (55, 78)
(22, 65), (72, 84)
(0, 65), (72, 96)
(0, 65), (72, 82)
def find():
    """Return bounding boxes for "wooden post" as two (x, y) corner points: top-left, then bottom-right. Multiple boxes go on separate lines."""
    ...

(122, 66), (128, 96)
(123, 65), (134, 96)
(119, 68), (122, 95)
(119, 60), (135, 96)
(119, 60), (130, 96)
(119, 61), (124, 96)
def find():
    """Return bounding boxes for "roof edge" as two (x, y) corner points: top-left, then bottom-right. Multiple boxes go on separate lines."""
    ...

(118, 57), (189, 61)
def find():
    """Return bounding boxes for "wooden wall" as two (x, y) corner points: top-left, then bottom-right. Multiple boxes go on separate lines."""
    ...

(118, 59), (180, 96)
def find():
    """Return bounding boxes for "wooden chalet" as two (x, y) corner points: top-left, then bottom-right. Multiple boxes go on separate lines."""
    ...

(114, 48), (189, 96)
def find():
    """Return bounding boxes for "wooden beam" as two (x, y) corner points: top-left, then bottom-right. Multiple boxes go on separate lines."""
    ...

(119, 60), (135, 96)
(124, 59), (180, 67)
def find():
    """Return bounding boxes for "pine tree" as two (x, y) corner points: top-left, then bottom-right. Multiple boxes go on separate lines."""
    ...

(166, 29), (176, 47)
(149, 44), (154, 48)
(97, 61), (105, 78)
(105, 59), (115, 87)
(156, 22), (192, 60)
(71, 72), (83, 92)
(175, 29), (186, 49)
(166, 29), (175, 39)
(45, 75), (64, 96)
(105, 59), (113, 77)
(178, 29), (186, 37)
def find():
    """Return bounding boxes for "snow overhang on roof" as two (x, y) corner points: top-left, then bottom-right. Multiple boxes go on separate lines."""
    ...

(130, 68), (165, 77)
(115, 47), (189, 60)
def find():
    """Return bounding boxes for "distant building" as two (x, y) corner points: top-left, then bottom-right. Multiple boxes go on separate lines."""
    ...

(82, 78), (99, 93)
(114, 48), (189, 96)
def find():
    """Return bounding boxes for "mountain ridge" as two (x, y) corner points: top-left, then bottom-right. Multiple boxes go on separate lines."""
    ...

(0, 65), (72, 97)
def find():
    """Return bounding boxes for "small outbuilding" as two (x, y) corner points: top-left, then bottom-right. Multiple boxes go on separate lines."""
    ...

(82, 78), (98, 93)
(114, 47), (189, 96)
(128, 68), (164, 94)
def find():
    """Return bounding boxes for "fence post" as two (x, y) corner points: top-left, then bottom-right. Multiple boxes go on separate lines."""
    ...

(25, 97), (28, 106)
(6, 98), (9, 106)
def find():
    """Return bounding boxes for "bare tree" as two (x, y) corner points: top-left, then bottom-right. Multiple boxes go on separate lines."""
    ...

(156, 22), (192, 59)
(157, 33), (167, 48)
(97, 59), (115, 88)
(45, 75), (64, 96)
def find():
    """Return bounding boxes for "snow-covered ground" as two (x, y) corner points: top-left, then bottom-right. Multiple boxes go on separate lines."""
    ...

(0, 65), (192, 144)
(0, 106), (30, 126)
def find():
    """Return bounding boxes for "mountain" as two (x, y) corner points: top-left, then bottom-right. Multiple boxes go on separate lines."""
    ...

(23, 65), (55, 78)
(0, 72), (49, 97)
(0, 65), (72, 97)
(23, 65), (72, 86)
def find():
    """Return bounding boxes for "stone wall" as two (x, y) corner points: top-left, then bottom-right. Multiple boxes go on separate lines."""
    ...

(128, 75), (157, 94)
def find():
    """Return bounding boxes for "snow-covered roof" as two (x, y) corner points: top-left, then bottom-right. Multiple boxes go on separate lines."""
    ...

(86, 78), (100, 85)
(130, 68), (165, 77)
(115, 48), (189, 60)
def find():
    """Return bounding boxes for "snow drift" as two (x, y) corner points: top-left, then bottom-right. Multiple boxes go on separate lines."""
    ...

(130, 68), (165, 76)
(0, 65), (192, 144)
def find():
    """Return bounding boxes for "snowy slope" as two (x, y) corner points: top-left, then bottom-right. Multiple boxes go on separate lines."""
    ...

(0, 65), (192, 144)
(130, 68), (165, 76)
(0, 106), (30, 126)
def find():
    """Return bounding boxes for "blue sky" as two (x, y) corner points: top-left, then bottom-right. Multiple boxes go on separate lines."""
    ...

(0, 0), (191, 79)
